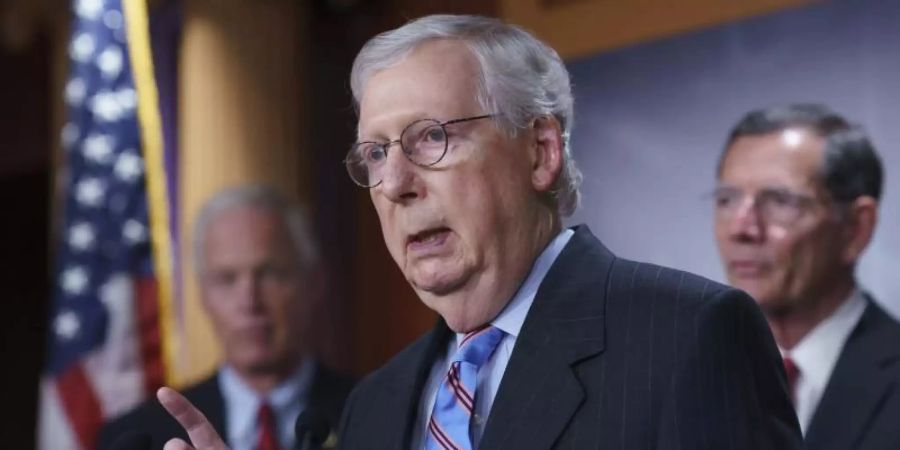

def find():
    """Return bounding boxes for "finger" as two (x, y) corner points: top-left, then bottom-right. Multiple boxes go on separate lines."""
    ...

(163, 437), (194, 450)
(157, 387), (228, 450)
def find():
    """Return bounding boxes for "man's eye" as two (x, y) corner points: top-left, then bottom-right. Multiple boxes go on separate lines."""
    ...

(715, 195), (732, 206)
(422, 126), (446, 143)
(363, 144), (386, 162)
(713, 190), (739, 207)
(209, 271), (236, 286)
(761, 191), (794, 206)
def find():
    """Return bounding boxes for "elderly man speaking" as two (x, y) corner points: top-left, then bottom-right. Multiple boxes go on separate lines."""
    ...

(158, 15), (802, 450)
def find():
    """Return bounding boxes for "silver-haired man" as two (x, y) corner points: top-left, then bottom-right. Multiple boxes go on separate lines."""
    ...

(98, 185), (352, 450)
(158, 16), (802, 450)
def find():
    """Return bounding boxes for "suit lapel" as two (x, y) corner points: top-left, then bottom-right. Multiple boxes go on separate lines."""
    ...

(804, 299), (900, 449)
(479, 226), (611, 450)
(382, 321), (454, 449)
(198, 375), (227, 440)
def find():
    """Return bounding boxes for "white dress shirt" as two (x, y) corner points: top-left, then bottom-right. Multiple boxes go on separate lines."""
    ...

(411, 228), (574, 450)
(218, 359), (315, 450)
(780, 288), (866, 434)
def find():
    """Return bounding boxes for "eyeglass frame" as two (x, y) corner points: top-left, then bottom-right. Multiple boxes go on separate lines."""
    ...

(710, 185), (840, 226)
(343, 114), (496, 188)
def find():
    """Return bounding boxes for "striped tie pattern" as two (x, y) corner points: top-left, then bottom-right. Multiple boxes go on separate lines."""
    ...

(426, 326), (505, 450)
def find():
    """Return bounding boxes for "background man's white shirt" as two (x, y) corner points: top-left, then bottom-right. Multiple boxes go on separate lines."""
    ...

(781, 289), (866, 433)
(219, 359), (315, 450)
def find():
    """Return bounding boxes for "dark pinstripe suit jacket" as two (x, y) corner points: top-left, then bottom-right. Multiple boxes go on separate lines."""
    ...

(338, 226), (803, 449)
(804, 299), (900, 450)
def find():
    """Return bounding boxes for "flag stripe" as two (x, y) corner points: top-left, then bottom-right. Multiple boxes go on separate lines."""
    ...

(136, 276), (164, 395)
(56, 364), (104, 449)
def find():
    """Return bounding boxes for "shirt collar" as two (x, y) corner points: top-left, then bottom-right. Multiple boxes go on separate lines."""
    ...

(218, 358), (315, 446)
(455, 228), (574, 345)
(783, 288), (867, 393)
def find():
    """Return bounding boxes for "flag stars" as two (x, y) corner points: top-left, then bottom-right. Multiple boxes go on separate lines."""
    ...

(65, 78), (87, 106)
(96, 46), (124, 79)
(89, 88), (136, 123)
(70, 33), (95, 63)
(117, 87), (137, 111)
(114, 152), (143, 182)
(123, 219), (146, 244)
(103, 10), (123, 30)
(54, 310), (82, 341)
(82, 133), (114, 164)
(61, 123), (80, 148)
(69, 222), (97, 251)
(90, 90), (125, 123)
(75, 0), (104, 21)
(61, 267), (90, 296)
(75, 177), (106, 207)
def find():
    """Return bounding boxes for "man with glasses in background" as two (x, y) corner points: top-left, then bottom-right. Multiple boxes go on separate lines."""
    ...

(155, 15), (802, 450)
(713, 104), (900, 450)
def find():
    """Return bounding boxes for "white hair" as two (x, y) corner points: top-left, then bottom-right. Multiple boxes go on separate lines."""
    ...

(192, 185), (319, 274)
(350, 14), (582, 216)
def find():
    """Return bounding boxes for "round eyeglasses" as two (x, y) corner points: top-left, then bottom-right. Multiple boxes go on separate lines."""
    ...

(711, 186), (821, 226)
(344, 114), (494, 188)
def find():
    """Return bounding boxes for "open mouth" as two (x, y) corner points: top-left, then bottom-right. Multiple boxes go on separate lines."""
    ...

(407, 227), (452, 251)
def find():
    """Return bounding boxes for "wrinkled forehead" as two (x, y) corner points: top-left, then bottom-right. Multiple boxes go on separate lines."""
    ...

(357, 40), (483, 138)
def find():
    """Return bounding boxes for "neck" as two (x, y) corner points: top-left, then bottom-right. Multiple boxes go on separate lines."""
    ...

(766, 275), (855, 350)
(432, 210), (561, 333)
(231, 360), (301, 395)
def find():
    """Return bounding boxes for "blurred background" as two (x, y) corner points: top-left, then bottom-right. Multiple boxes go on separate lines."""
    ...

(0, 0), (896, 448)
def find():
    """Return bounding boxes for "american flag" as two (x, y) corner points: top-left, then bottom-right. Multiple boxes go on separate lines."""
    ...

(38, 0), (166, 448)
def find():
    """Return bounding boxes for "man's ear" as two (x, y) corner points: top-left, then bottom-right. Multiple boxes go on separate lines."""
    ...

(841, 195), (878, 264)
(530, 116), (564, 193)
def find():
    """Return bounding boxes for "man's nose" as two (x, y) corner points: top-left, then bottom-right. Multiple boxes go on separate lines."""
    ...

(376, 144), (422, 204)
(729, 197), (764, 242)
(235, 275), (264, 311)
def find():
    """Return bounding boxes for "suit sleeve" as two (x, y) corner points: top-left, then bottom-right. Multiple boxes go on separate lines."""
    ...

(656, 288), (803, 450)
(95, 419), (123, 450)
(336, 382), (360, 449)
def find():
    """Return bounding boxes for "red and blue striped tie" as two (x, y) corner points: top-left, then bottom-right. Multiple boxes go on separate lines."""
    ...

(425, 326), (505, 450)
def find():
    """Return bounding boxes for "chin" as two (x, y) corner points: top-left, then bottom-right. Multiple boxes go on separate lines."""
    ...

(245, 357), (284, 373)
(409, 268), (468, 297)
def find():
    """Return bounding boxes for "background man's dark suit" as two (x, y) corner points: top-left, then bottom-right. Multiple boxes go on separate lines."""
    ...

(96, 365), (353, 450)
(338, 226), (802, 450)
(804, 299), (900, 450)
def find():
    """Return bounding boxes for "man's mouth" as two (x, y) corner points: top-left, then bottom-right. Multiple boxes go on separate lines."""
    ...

(729, 260), (768, 277)
(407, 227), (452, 252)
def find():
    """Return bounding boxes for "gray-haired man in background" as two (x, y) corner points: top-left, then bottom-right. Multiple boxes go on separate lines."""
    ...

(98, 185), (352, 450)
(714, 104), (900, 450)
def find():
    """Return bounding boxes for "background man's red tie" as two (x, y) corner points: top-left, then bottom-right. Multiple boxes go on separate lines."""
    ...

(256, 402), (281, 450)
(782, 356), (800, 404)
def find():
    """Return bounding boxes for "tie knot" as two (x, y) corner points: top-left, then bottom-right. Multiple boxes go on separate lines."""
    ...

(453, 326), (504, 367)
(257, 401), (276, 425)
(782, 356), (799, 382)
(782, 356), (800, 403)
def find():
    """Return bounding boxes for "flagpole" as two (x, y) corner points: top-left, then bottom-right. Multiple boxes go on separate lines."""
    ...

(122, 0), (179, 387)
